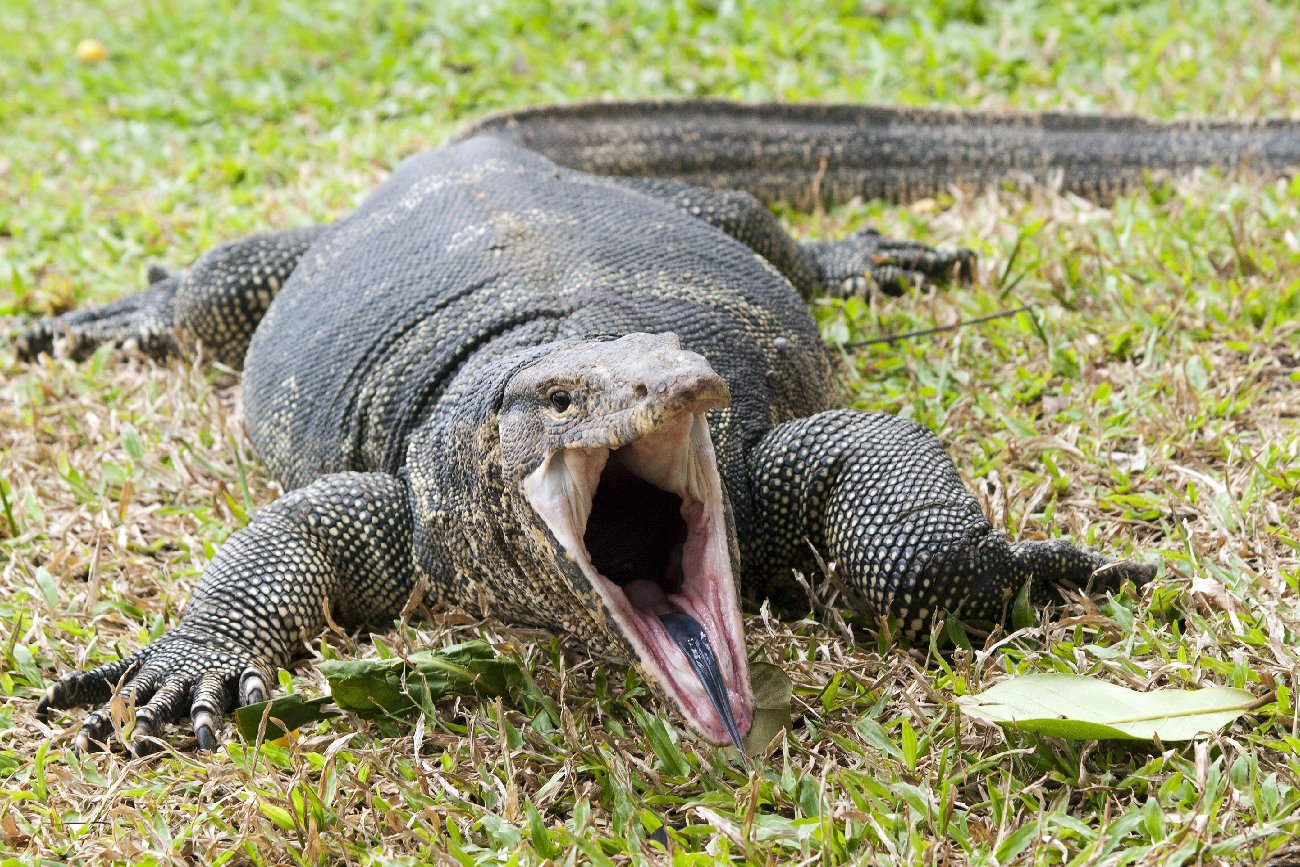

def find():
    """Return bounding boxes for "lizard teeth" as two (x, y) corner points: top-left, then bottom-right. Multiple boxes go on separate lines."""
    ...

(523, 409), (753, 745)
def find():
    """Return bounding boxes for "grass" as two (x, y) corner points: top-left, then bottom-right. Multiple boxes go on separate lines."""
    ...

(2, 0), (1299, 863)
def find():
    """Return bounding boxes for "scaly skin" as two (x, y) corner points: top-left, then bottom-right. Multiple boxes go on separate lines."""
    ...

(457, 100), (1300, 208)
(23, 99), (1287, 754)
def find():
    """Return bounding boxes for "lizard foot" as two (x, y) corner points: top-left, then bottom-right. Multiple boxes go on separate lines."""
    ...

(38, 632), (268, 756)
(1012, 538), (1157, 602)
(15, 272), (182, 362)
(808, 228), (977, 297)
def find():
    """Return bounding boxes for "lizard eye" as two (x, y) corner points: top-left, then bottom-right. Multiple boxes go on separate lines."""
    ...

(549, 390), (572, 413)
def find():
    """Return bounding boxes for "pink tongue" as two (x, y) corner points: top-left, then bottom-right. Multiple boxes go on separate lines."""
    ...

(623, 579), (672, 614)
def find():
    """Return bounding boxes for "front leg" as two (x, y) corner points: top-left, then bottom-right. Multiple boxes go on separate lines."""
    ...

(745, 411), (1154, 637)
(38, 472), (420, 755)
(16, 226), (324, 368)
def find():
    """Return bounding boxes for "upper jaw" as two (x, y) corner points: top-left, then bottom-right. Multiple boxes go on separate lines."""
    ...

(556, 379), (730, 452)
(523, 407), (753, 745)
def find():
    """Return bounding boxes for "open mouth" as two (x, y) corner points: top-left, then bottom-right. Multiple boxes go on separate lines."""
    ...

(522, 409), (753, 746)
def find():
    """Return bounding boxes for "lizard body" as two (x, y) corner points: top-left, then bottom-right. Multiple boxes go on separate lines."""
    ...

(22, 101), (1298, 753)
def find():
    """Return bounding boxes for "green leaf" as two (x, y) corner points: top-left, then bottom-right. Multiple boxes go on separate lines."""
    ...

(958, 674), (1260, 741)
(995, 821), (1041, 862)
(944, 616), (973, 651)
(236, 642), (538, 742)
(854, 718), (904, 761)
(120, 425), (144, 462)
(319, 657), (422, 716)
(631, 704), (692, 777)
(319, 640), (532, 717)
(525, 801), (557, 860)
(234, 694), (339, 743)
(743, 661), (794, 756)
(1010, 578), (1035, 631)
(900, 719), (919, 771)
(258, 800), (296, 832)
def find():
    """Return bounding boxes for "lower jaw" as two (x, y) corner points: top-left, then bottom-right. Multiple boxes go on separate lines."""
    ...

(656, 607), (748, 751)
(606, 580), (753, 744)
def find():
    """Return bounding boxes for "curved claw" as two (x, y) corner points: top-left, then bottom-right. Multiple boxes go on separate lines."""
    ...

(868, 265), (933, 297)
(239, 668), (270, 706)
(191, 672), (232, 752)
(195, 720), (219, 752)
(130, 741), (165, 759)
(14, 324), (53, 361)
(1086, 555), (1157, 592)
(74, 708), (115, 754)
(129, 721), (165, 759)
(868, 249), (978, 295)
(35, 688), (55, 723)
(868, 237), (978, 284)
(36, 654), (143, 721)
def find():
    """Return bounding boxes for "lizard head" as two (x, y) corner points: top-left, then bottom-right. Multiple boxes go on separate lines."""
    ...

(497, 332), (753, 747)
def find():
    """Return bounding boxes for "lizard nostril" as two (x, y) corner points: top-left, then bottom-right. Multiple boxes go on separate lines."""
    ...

(633, 383), (648, 398)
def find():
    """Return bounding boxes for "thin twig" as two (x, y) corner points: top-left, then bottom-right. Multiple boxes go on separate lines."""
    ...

(839, 305), (1033, 349)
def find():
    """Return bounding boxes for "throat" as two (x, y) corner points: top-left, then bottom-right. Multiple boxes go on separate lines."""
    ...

(583, 458), (687, 609)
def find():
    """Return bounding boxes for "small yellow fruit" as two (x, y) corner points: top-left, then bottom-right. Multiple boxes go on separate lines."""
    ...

(76, 38), (107, 64)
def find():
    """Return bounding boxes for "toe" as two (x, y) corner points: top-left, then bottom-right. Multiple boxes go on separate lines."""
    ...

(39, 654), (143, 718)
(35, 686), (57, 722)
(1092, 556), (1157, 591)
(129, 723), (166, 759)
(135, 679), (190, 732)
(194, 717), (220, 751)
(75, 707), (115, 753)
(120, 665), (167, 709)
(191, 672), (233, 752)
(239, 666), (271, 707)
(871, 266), (929, 296)
(42, 635), (257, 754)
(15, 324), (54, 361)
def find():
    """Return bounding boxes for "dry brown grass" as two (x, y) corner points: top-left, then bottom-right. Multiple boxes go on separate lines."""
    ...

(4, 174), (1297, 863)
(3, 0), (1300, 863)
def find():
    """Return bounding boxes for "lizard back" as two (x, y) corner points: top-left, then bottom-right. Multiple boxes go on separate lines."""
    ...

(242, 136), (832, 490)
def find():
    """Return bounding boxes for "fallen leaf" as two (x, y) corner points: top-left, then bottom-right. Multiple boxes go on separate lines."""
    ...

(235, 694), (338, 743)
(1189, 576), (1245, 615)
(743, 661), (793, 756)
(958, 673), (1260, 741)
(234, 641), (536, 743)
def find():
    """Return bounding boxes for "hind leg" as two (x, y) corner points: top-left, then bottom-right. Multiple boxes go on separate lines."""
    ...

(602, 176), (974, 299)
(803, 228), (976, 298)
(16, 226), (325, 369)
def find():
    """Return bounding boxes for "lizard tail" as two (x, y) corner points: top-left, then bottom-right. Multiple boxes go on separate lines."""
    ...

(454, 100), (1300, 209)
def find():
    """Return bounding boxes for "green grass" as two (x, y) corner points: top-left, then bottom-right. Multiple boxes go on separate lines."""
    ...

(2, 0), (1299, 863)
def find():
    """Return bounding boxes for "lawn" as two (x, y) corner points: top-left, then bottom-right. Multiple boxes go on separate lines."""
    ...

(2, 0), (1299, 863)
